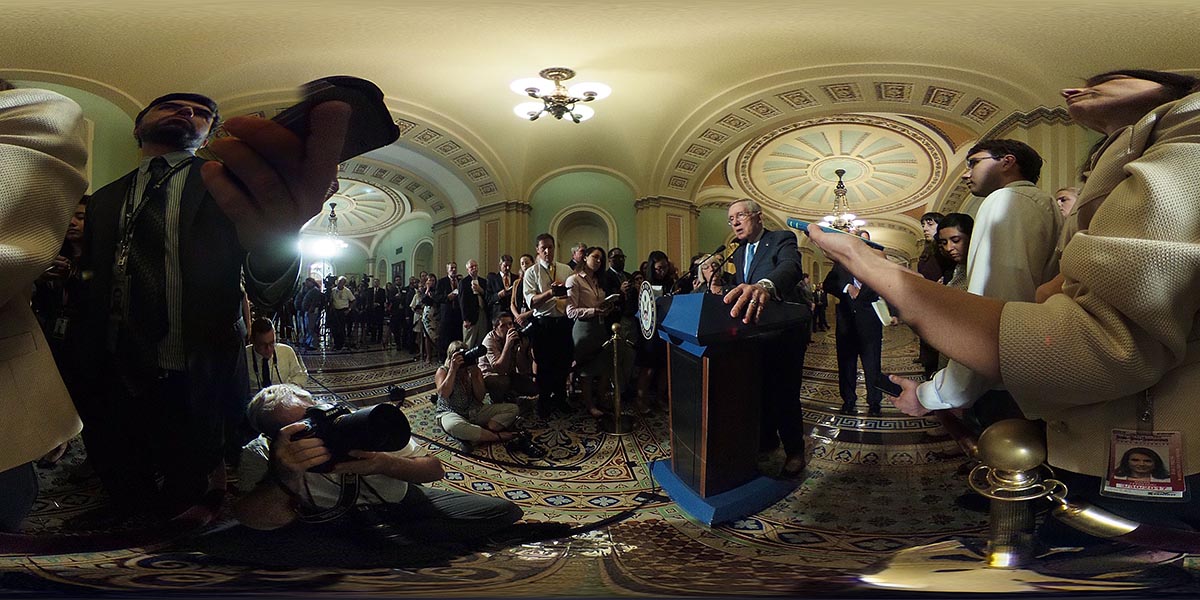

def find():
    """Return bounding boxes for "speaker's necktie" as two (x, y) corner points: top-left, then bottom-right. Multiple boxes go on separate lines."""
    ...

(127, 156), (171, 343)
(743, 242), (756, 282)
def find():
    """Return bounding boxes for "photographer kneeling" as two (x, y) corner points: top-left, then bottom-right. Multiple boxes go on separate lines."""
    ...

(479, 312), (538, 405)
(437, 341), (520, 446)
(233, 384), (522, 543)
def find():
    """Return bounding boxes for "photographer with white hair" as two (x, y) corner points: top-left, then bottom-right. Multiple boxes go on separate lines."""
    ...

(233, 383), (522, 541)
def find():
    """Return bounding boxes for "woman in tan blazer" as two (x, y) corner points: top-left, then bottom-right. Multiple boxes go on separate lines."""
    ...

(0, 84), (89, 531)
(807, 69), (1200, 544)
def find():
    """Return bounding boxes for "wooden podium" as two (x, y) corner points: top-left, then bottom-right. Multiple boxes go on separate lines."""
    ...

(648, 293), (807, 524)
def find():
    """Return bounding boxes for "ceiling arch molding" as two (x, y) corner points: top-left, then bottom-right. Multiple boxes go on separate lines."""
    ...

(694, 187), (743, 208)
(526, 165), (640, 202)
(0, 69), (143, 116)
(652, 63), (1047, 201)
(335, 157), (447, 218)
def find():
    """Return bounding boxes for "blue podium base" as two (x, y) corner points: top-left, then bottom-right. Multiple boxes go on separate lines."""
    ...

(649, 459), (798, 525)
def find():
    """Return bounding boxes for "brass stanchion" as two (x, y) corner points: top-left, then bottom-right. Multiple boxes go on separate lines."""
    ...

(600, 322), (635, 435)
(967, 419), (1053, 569)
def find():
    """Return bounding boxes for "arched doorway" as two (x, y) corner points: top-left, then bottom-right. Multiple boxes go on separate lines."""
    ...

(413, 240), (434, 276)
(550, 204), (616, 255)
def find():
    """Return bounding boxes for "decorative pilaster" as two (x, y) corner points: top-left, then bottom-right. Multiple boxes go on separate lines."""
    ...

(634, 196), (701, 266)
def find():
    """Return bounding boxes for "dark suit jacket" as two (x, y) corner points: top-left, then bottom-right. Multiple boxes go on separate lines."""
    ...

(81, 158), (292, 376)
(78, 157), (298, 477)
(486, 272), (516, 315)
(728, 229), (803, 302)
(823, 264), (883, 340)
(459, 274), (488, 324)
(368, 287), (387, 308)
(434, 275), (462, 325)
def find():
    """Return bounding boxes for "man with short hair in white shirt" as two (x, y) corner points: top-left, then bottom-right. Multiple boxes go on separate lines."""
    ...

(910, 139), (1062, 423)
(246, 317), (308, 394)
(522, 233), (574, 417)
(328, 275), (355, 350)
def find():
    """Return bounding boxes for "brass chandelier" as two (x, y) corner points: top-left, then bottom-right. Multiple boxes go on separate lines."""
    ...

(820, 169), (866, 231)
(511, 67), (610, 123)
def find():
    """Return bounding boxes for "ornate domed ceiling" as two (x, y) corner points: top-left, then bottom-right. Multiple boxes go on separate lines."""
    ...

(735, 114), (950, 218)
(301, 178), (406, 236)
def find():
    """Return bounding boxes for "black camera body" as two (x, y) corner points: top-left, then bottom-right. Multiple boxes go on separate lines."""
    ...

(458, 344), (487, 363)
(550, 283), (568, 298)
(516, 319), (538, 337)
(290, 402), (412, 473)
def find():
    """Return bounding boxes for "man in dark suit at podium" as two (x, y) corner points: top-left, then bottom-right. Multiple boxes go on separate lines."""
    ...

(823, 231), (885, 417)
(723, 199), (810, 477)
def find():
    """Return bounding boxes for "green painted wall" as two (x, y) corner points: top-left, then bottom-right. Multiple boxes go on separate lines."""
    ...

(529, 171), (636, 258)
(329, 242), (369, 277)
(698, 206), (732, 258)
(374, 215), (434, 277)
(14, 80), (139, 190)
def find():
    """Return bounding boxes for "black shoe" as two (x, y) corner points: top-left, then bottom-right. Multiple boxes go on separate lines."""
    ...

(838, 405), (859, 416)
(867, 407), (883, 417)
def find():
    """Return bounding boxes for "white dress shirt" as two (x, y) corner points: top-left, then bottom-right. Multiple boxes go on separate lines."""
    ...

(918, 180), (1062, 410)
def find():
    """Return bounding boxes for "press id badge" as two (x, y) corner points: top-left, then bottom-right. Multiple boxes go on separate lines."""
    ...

(1102, 429), (1187, 502)
(51, 317), (69, 340)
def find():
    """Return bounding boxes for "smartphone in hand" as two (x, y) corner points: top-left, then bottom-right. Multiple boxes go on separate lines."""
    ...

(874, 373), (905, 397)
(786, 218), (886, 251)
(201, 75), (400, 163)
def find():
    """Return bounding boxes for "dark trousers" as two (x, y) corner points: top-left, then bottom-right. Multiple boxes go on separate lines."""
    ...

(369, 305), (385, 342)
(835, 322), (883, 410)
(529, 316), (573, 412)
(919, 338), (939, 381)
(0, 462), (37, 532)
(83, 366), (226, 512)
(377, 485), (523, 543)
(329, 308), (349, 349)
(813, 305), (828, 330)
(761, 325), (809, 456)
(965, 389), (1027, 432)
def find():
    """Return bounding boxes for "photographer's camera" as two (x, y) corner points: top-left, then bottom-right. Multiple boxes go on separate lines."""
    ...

(290, 402), (412, 473)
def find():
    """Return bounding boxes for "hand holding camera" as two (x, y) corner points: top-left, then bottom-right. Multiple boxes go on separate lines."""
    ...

(505, 329), (521, 346)
(273, 421), (334, 476)
(286, 402), (412, 473)
(456, 344), (487, 363)
(550, 282), (568, 298)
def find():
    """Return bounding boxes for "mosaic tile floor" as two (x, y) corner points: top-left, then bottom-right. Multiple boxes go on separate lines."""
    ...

(3, 325), (1196, 597)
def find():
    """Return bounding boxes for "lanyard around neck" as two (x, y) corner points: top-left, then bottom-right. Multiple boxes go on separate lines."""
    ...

(117, 159), (190, 266)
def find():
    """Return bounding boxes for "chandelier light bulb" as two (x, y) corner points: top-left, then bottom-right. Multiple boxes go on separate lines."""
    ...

(510, 77), (553, 97)
(568, 82), (611, 101)
(514, 102), (544, 120)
